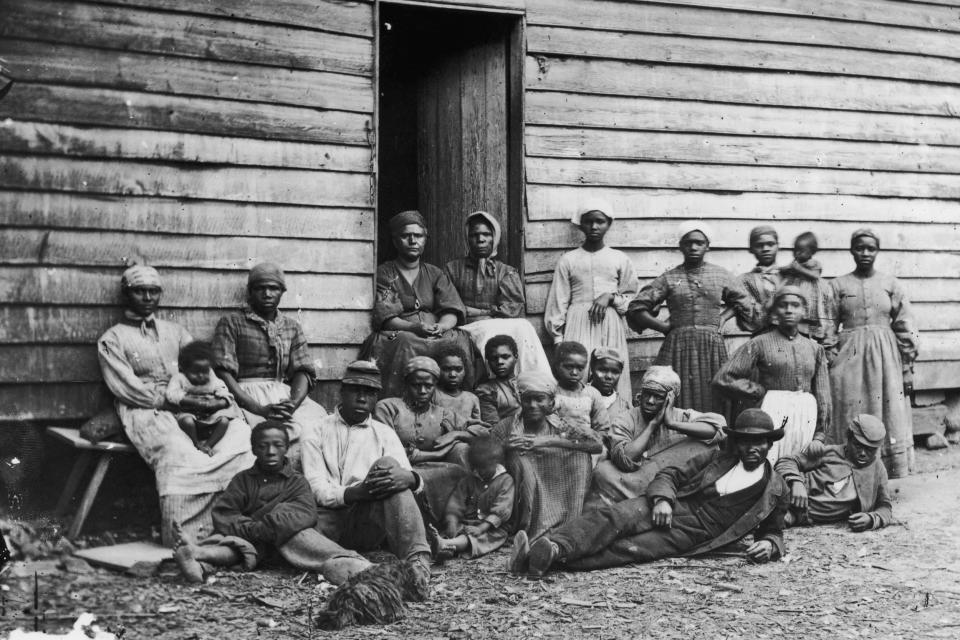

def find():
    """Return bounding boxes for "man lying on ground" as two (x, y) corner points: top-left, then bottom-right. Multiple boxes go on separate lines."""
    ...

(510, 408), (789, 577)
(775, 413), (892, 531)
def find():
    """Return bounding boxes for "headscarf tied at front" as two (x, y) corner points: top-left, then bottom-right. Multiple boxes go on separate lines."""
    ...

(121, 264), (162, 290)
(639, 365), (681, 397)
(517, 371), (558, 397)
(466, 211), (502, 295)
(248, 262), (287, 291)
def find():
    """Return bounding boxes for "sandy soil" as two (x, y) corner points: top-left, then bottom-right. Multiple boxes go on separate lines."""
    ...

(3, 446), (960, 639)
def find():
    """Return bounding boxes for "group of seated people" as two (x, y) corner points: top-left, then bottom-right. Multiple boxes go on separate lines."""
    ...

(94, 208), (903, 619)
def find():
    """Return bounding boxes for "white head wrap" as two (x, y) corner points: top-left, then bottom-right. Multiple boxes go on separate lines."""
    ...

(639, 366), (681, 397)
(571, 198), (615, 225)
(677, 220), (713, 244)
(465, 211), (502, 259)
(121, 265), (162, 289)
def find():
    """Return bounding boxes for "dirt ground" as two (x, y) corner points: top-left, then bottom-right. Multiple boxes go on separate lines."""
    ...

(3, 446), (960, 639)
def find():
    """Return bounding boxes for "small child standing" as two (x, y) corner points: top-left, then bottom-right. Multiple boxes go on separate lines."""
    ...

(433, 344), (482, 422)
(166, 340), (239, 455)
(589, 347), (632, 419)
(476, 335), (522, 426)
(430, 435), (515, 561)
(552, 341), (612, 437)
(780, 231), (835, 345)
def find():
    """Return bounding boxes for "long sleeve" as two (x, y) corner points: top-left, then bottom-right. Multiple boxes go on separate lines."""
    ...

(212, 316), (240, 378)
(646, 451), (719, 507)
(211, 474), (272, 542)
(628, 272), (670, 315)
(889, 278), (919, 367)
(713, 341), (765, 401)
(543, 255), (572, 343)
(300, 434), (348, 508)
(483, 475), (515, 528)
(259, 475), (319, 545)
(97, 331), (165, 409)
(722, 277), (758, 328)
(164, 374), (188, 406)
(774, 449), (823, 487)
(476, 384), (501, 426)
(589, 392), (613, 436)
(753, 489), (788, 559)
(433, 269), (467, 325)
(372, 265), (406, 329)
(612, 253), (638, 316)
(492, 265), (526, 318)
(811, 343), (831, 438)
(285, 321), (317, 384)
(869, 463), (893, 528)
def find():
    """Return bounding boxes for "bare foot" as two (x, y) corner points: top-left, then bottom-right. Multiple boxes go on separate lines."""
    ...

(172, 522), (204, 583)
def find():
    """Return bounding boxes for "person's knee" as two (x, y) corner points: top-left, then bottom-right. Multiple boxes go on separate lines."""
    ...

(371, 456), (401, 471)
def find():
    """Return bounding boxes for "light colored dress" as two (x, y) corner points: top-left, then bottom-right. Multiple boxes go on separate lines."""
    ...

(98, 316), (254, 546)
(828, 272), (919, 478)
(544, 247), (637, 400)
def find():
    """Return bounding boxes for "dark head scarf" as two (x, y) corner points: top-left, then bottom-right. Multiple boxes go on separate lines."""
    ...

(248, 262), (287, 291)
(389, 210), (427, 236)
(851, 228), (880, 249)
(749, 225), (778, 244)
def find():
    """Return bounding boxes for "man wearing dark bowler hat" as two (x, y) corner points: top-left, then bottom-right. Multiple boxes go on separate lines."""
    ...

(510, 408), (790, 577)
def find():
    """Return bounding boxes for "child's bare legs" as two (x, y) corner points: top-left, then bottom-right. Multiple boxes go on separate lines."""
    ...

(176, 415), (201, 449)
(200, 417), (230, 455)
(172, 521), (240, 583)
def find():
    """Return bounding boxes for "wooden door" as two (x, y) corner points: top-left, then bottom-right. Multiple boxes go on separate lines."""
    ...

(416, 36), (509, 267)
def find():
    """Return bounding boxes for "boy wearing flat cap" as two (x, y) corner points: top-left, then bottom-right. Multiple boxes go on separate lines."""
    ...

(511, 408), (789, 577)
(775, 414), (892, 531)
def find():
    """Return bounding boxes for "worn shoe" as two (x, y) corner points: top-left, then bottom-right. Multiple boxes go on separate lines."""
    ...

(527, 537), (559, 578)
(507, 530), (530, 575)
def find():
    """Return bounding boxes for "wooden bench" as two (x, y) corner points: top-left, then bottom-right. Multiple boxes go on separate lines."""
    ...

(47, 427), (137, 539)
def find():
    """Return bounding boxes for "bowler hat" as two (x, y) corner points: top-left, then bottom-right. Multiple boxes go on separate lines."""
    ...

(723, 408), (785, 441)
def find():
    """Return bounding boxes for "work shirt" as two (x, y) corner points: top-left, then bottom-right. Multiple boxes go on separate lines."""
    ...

(445, 465), (515, 529)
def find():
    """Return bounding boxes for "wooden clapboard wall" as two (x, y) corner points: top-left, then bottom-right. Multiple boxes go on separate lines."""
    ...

(519, 0), (960, 392)
(0, 0), (376, 420)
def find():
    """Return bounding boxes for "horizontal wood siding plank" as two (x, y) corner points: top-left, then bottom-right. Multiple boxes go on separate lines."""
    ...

(99, 0), (375, 37)
(0, 344), (360, 384)
(0, 156), (372, 207)
(526, 157), (960, 199)
(0, 85), (372, 146)
(0, 120), (372, 172)
(525, 219), (959, 252)
(0, 267), (373, 309)
(525, 93), (960, 147)
(0, 0), (374, 76)
(0, 307), (372, 345)
(0, 229), (373, 274)
(525, 56), (960, 117)
(0, 39), (373, 112)
(525, 0), (960, 60)
(527, 26), (960, 85)
(1, 193), (373, 240)
(645, 0), (960, 34)
(526, 126), (960, 175)
(915, 362), (960, 391)
(523, 249), (960, 280)
(526, 186), (960, 225)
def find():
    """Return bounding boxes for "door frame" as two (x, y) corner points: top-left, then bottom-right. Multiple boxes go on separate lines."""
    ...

(372, 0), (526, 284)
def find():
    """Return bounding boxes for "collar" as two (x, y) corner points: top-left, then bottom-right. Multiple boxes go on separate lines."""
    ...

(250, 460), (295, 478)
(122, 310), (158, 335)
(337, 406), (373, 429)
(475, 464), (508, 483)
(465, 254), (498, 276)
(752, 264), (780, 274)
(244, 306), (284, 326)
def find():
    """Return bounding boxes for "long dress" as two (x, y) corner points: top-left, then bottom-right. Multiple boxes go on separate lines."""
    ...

(713, 329), (831, 462)
(360, 261), (478, 399)
(628, 262), (754, 417)
(445, 256), (552, 377)
(373, 398), (470, 521)
(98, 317), (254, 546)
(212, 309), (328, 466)
(544, 247), (637, 400)
(586, 406), (725, 509)
(828, 272), (919, 478)
(492, 413), (600, 540)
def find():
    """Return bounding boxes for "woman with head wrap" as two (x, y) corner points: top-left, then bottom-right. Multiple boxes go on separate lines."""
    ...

(543, 200), (638, 400)
(713, 285), (832, 462)
(445, 211), (553, 378)
(626, 221), (755, 418)
(826, 229), (918, 478)
(585, 366), (725, 510)
(360, 211), (479, 398)
(374, 357), (489, 520)
(211, 263), (328, 468)
(98, 266), (254, 547)
(492, 371), (603, 540)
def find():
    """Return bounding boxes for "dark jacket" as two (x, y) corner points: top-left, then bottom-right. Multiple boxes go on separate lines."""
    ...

(212, 461), (318, 547)
(775, 445), (892, 527)
(647, 450), (789, 558)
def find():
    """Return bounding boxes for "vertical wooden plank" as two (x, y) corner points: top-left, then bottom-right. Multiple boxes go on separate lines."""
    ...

(484, 36), (509, 261)
(506, 16), (525, 272)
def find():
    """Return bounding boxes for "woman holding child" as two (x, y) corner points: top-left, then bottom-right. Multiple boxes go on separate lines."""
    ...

(98, 265), (253, 546)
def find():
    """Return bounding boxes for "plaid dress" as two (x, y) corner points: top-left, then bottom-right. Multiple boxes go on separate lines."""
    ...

(629, 262), (754, 417)
(492, 413), (600, 540)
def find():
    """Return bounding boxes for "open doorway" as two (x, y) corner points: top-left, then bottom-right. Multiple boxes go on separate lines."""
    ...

(376, 2), (524, 270)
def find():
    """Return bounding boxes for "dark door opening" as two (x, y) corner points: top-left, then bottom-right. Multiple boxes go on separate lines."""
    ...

(376, 2), (523, 271)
